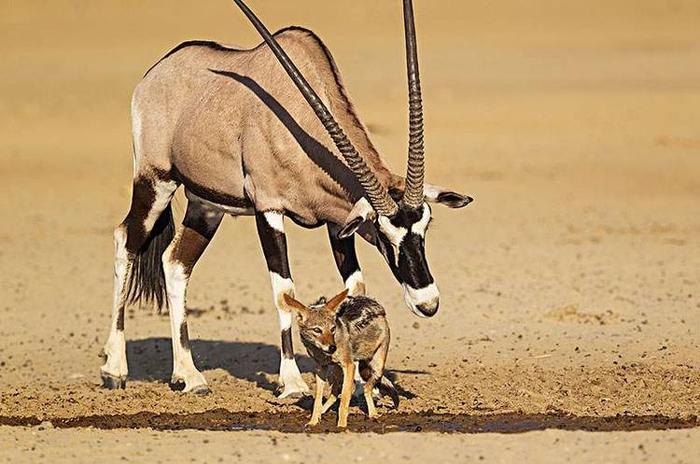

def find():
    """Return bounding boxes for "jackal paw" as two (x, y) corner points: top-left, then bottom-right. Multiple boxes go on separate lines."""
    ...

(306, 417), (320, 427)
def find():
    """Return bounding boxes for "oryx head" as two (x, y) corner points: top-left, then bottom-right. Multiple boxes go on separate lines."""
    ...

(234, 0), (472, 317)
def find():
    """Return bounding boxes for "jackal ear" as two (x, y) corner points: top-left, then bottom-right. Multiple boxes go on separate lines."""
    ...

(424, 183), (473, 208)
(325, 288), (349, 314)
(338, 198), (377, 239)
(283, 294), (308, 320)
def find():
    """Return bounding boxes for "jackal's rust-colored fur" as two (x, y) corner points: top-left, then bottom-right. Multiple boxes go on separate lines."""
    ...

(284, 290), (397, 428)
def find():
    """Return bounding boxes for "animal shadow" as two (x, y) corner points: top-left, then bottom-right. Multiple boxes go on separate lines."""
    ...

(126, 338), (415, 399)
(126, 338), (314, 393)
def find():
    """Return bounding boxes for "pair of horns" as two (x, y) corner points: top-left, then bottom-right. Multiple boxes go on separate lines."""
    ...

(232, 0), (426, 215)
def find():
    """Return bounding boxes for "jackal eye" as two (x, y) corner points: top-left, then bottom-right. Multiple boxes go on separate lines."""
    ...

(312, 327), (323, 335)
(330, 326), (336, 334)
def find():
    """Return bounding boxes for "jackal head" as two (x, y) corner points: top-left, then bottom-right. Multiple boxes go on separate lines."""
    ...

(283, 289), (348, 355)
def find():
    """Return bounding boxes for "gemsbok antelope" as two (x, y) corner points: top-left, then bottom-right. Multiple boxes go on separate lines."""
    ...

(100, 0), (472, 397)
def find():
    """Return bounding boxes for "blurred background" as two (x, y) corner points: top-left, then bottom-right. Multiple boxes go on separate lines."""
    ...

(0, 0), (698, 423)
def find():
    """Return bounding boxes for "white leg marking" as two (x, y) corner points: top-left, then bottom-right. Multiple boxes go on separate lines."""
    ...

(344, 270), (366, 296)
(402, 283), (440, 317)
(263, 211), (285, 233)
(143, 179), (177, 232)
(268, 271), (309, 396)
(101, 226), (129, 379)
(163, 244), (207, 393)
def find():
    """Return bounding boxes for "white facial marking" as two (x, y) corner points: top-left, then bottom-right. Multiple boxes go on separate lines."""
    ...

(263, 211), (285, 233)
(269, 271), (294, 329)
(344, 270), (366, 296)
(412, 203), (432, 238)
(378, 215), (408, 264)
(402, 283), (440, 317)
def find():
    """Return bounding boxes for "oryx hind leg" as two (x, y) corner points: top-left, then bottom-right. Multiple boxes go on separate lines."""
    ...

(256, 211), (309, 398)
(101, 173), (178, 389)
(163, 196), (223, 394)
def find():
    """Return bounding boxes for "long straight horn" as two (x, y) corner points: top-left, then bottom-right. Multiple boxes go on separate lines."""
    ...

(402, 0), (425, 209)
(231, 0), (398, 217)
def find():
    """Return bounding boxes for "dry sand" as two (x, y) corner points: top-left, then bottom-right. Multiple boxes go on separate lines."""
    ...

(1, 0), (699, 462)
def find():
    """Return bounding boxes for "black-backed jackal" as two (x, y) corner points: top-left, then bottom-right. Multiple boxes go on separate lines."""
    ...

(284, 290), (398, 428)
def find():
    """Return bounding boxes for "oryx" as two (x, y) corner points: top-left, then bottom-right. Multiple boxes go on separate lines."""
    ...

(100, 0), (472, 397)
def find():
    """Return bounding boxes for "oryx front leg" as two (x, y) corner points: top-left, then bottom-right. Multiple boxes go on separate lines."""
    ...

(163, 200), (223, 394)
(328, 224), (366, 296)
(256, 211), (309, 398)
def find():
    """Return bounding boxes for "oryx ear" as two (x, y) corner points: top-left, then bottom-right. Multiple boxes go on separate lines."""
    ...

(283, 293), (309, 321)
(325, 288), (349, 314)
(338, 198), (377, 239)
(424, 183), (473, 208)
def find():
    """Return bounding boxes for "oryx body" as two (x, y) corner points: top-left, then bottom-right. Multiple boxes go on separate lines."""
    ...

(100, 0), (471, 397)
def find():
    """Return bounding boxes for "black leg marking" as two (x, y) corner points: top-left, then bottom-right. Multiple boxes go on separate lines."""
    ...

(255, 212), (291, 278)
(180, 321), (190, 351)
(116, 307), (125, 331)
(281, 328), (294, 359)
(327, 225), (361, 282)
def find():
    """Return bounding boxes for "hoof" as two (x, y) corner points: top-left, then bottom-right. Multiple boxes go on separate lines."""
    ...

(101, 372), (126, 390)
(277, 387), (309, 399)
(170, 378), (210, 395)
(190, 384), (211, 396)
(169, 380), (186, 392)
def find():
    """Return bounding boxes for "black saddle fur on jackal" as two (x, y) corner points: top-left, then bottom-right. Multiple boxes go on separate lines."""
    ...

(126, 205), (174, 311)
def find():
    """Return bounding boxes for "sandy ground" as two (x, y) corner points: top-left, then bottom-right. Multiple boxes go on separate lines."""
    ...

(1, 0), (699, 462)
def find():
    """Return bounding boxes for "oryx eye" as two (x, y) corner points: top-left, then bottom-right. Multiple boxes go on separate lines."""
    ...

(312, 327), (323, 335)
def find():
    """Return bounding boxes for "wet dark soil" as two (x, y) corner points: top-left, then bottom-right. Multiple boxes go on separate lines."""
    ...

(1, 410), (697, 434)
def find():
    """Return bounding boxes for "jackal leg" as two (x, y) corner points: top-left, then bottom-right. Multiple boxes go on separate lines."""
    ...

(361, 336), (391, 418)
(162, 198), (223, 394)
(337, 361), (356, 428)
(327, 224), (366, 296)
(101, 176), (178, 389)
(308, 373), (326, 426)
(256, 211), (309, 398)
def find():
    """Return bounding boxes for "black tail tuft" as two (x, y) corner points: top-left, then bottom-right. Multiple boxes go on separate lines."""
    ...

(126, 204), (174, 312)
(378, 375), (400, 409)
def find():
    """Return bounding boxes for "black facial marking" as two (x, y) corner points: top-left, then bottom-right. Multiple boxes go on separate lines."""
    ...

(281, 328), (294, 359)
(375, 205), (434, 290)
(397, 233), (434, 289)
(255, 212), (291, 279)
(179, 321), (190, 351)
